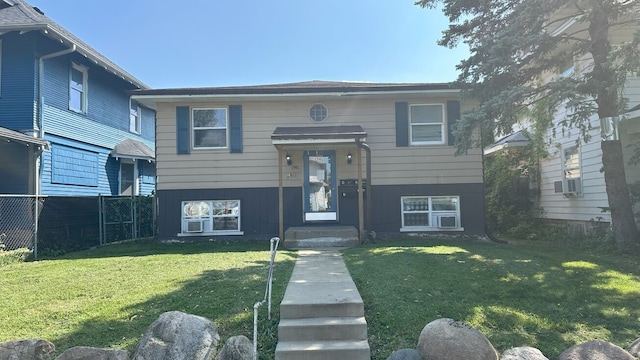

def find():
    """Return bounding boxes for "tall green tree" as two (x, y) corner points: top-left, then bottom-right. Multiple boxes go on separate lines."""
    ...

(416, 0), (640, 248)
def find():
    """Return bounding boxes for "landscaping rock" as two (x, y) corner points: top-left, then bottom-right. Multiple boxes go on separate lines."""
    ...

(417, 318), (498, 360)
(386, 348), (422, 360)
(56, 346), (129, 360)
(500, 346), (549, 360)
(559, 340), (635, 360)
(214, 335), (253, 360)
(132, 311), (220, 360)
(628, 337), (640, 358)
(0, 339), (55, 360)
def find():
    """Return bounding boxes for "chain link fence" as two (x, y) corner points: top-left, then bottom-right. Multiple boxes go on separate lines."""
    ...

(0, 195), (155, 259)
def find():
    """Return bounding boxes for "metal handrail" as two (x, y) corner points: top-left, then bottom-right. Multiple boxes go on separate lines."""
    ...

(253, 237), (280, 360)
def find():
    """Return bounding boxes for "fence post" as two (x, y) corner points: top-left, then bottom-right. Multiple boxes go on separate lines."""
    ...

(98, 194), (103, 245)
(34, 194), (39, 260)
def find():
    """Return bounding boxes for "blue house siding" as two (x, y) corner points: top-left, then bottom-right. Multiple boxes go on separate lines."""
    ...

(0, 32), (38, 131)
(140, 106), (155, 142)
(40, 134), (117, 196)
(138, 160), (155, 195)
(0, 141), (30, 194)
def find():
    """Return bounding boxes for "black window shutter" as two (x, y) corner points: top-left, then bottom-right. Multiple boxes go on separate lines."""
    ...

(176, 106), (190, 154)
(229, 105), (243, 153)
(395, 102), (409, 147)
(446, 100), (461, 146)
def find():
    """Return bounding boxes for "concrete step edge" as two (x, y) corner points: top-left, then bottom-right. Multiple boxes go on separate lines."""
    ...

(275, 340), (370, 351)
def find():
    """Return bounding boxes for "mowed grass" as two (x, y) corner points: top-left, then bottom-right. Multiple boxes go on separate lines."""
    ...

(0, 239), (296, 359)
(342, 238), (640, 360)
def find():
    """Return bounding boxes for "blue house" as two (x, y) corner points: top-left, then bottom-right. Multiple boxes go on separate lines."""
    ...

(0, 0), (155, 196)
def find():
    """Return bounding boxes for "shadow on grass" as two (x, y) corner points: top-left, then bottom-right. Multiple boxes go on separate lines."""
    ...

(48, 246), (296, 360)
(342, 238), (640, 360)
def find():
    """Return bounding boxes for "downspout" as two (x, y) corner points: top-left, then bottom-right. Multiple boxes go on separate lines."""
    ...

(356, 139), (373, 241)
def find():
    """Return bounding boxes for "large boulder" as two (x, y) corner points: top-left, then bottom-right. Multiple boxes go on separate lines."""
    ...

(417, 318), (498, 360)
(386, 348), (422, 360)
(628, 337), (640, 358)
(559, 340), (635, 360)
(55, 346), (128, 360)
(132, 311), (220, 360)
(214, 335), (253, 360)
(0, 339), (55, 360)
(500, 347), (549, 360)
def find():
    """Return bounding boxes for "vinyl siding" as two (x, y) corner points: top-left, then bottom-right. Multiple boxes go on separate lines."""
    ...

(41, 134), (119, 196)
(155, 98), (482, 191)
(0, 32), (38, 131)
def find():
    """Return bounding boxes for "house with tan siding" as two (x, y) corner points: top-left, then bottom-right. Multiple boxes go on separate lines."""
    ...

(133, 81), (485, 243)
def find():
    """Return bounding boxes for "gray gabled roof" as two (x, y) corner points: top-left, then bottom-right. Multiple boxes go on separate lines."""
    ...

(132, 80), (457, 96)
(483, 130), (531, 156)
(110, 138), (155, 162)
(0, 0), (148, 89)
(0, 126), (49, 148)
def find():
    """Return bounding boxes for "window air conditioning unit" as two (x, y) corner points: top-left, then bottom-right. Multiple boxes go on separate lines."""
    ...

(186, 220), (204, 233)
(437, 215), (458, 228)
(565, 178), (581, 194)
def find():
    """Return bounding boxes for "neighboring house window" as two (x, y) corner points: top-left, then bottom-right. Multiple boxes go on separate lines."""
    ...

(559, 57), (575, 78)
(401, 196), (462, 231)
(192, 108), (228, 149)
(120, 161), (138, 195)
(181, 200), (242, 235)
(309, 104), (328, 122)
(130, 102), (141, 134)
(69, 63), (88, 113)
(562, 145), (582, 193)
(410, 104), (445, 145)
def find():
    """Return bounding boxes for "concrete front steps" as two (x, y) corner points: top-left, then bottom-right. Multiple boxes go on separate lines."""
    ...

(275, 249), (370, 360)
(283, 226), (359, 249)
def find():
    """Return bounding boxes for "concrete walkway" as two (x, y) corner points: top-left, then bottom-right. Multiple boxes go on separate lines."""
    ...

(275, 249), (371, 360)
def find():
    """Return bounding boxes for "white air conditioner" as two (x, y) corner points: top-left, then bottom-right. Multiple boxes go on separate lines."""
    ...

(437, 215), (458, 228)
(186, 220), (204, 233)
(563, 177), (582, 195)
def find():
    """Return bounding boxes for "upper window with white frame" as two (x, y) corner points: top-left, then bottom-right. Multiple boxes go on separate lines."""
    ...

(410, 104), (445, 145)
(401, 195), (462, 231)
(192, 108), (228, 149)
(130, 102), (141, 134)
(562, 145), (582, 194)
(69, 63), (88, 113)
(180, 200), (242, 235)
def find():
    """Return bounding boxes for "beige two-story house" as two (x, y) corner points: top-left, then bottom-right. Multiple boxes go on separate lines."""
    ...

(132, 81), (485, 243)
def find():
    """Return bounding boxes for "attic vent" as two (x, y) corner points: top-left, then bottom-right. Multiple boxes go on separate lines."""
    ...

(309, 104), (328, 122)
(32, 6), (44, 14)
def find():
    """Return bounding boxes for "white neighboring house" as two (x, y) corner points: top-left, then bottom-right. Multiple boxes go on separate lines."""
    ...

(484, 9), (640, 235)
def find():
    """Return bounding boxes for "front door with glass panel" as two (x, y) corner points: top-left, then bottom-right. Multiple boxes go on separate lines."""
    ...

(304, 150), (337, 221)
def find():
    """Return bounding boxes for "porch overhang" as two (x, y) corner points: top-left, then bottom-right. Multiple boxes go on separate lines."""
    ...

(271, 125), (367, 146)
(0, 127), (49, 149)
(483, 130), (530, 156)
(110, 138), (155, 162)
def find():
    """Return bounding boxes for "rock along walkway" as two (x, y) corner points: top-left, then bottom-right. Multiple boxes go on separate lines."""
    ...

(275, 248), (371, 360)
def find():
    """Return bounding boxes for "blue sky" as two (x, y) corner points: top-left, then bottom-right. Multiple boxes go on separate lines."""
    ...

(29, 0), (467, 89)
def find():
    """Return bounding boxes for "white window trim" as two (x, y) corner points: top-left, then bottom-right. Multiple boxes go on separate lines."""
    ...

(309, 103), (328, 122)
(192, 107), (229, 150)
(400, 195), (464, 232)
(69, 62), (88, 113)
(561, 145), (582, 195)
(409, 103), (446, 145)
(130, 101), (141, 134)
(178, 200), (243, 236)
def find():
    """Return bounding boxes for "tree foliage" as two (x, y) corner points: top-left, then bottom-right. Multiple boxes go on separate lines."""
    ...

(417, 0), (640, 248)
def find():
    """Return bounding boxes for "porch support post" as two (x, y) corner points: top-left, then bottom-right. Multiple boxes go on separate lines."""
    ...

(278, 147), (284, 242)
(357, 146), (364, 243)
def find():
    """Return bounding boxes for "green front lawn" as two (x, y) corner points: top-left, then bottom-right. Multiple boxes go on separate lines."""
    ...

(1, 238), (638, 360)
(342, 238), (640, 360)
(0, 239), (296, 358)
